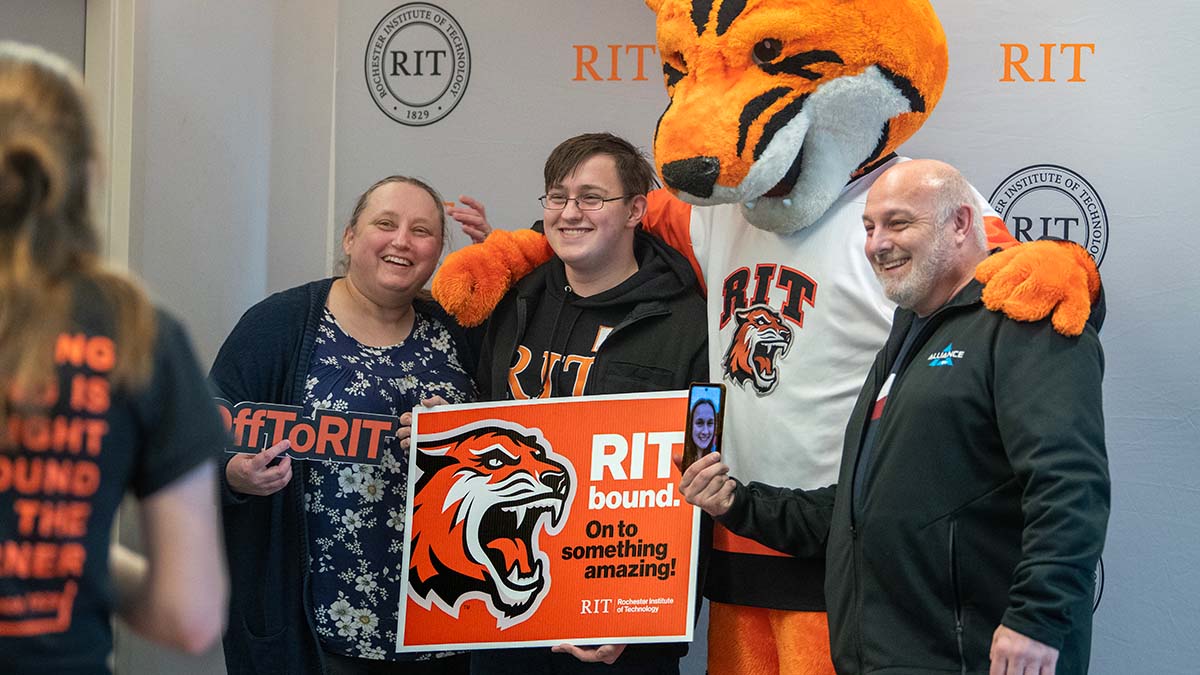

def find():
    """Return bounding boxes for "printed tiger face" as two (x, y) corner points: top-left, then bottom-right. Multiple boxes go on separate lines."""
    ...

(722, 305), (794, 395)
(646, 0), (948, 233)
(408, 423), (575, 627)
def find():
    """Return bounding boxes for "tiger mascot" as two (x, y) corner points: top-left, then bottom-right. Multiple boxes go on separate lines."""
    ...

(432, 0), (1100, 672)
(408, 423), (575, 629)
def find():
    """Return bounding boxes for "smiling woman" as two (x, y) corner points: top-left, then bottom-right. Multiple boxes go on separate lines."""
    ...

(211, 175), (477, 675)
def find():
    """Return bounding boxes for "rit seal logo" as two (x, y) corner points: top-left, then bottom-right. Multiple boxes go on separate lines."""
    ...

(365, 2), (471, 126)
(720, 264), (816, 395)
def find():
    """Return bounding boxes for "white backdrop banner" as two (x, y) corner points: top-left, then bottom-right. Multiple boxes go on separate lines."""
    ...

(334, 2), (1200, 673)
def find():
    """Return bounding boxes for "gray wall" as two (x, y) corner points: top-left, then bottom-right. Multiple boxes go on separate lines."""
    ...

(114, 0), (297, 672)
(0, 0), (86, 71)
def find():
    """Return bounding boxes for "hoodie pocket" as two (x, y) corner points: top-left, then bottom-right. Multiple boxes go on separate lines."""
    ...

(605, 361), (677, 392)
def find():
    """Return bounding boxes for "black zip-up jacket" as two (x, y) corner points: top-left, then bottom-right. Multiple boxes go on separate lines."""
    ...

(720, 280), (1109, 674)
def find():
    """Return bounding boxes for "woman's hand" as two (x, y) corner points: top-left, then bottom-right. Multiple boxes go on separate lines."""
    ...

(448, 195), (493, 244)
(551, 643), (627, 665)
(225, 440), (292, 496)
(397, 396), (451, 450)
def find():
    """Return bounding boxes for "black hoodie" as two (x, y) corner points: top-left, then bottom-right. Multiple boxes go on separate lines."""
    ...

(477, 228), (707, 401)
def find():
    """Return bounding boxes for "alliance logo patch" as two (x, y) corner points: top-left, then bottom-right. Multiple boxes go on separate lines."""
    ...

(989, 164), (1108, 266)
(927, 344), (965, 367)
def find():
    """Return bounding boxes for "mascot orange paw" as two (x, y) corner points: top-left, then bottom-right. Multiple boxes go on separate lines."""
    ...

(974, 239), (1100, 337)
(431, 229), (553, 327)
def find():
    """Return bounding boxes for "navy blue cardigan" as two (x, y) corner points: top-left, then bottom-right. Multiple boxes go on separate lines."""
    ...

(210, 279), (476, 675)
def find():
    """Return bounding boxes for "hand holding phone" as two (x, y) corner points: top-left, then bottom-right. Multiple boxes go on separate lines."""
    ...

(681, 383), (726, 472)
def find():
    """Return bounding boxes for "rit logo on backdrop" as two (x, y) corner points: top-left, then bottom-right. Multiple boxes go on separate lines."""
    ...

(1000, 43), (1095, 83)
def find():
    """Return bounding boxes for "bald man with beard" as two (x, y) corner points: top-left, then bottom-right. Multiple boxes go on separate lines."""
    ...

(681, 160), (1110, 675)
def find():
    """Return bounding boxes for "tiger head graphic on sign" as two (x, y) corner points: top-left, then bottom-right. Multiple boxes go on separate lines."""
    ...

(723, 305), (794, 395)
(408, 421), (575, 628)
(647, 0), (948, 235)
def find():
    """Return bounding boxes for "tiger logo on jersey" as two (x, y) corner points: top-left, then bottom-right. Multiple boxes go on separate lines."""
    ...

(408, 422), (574, 627)
(723, 305), (794, 395)
(647, 0), (947, 234)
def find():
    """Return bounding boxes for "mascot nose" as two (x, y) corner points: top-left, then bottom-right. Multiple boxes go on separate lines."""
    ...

(661, 156), (720, 198)
(541, 471), (568, 498)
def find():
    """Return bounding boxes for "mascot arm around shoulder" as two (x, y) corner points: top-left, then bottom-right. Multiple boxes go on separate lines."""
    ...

(432, 0), (1099, 337)
(432, 193), (1098, 336)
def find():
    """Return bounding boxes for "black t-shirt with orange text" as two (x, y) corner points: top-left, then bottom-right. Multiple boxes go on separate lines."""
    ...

(0, 295), (225, 674)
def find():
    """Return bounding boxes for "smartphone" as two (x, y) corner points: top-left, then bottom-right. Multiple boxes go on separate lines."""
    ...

(682, 383), (726, 471)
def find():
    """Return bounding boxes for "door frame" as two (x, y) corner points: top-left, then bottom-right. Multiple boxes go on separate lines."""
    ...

(84, 0), (136, 268)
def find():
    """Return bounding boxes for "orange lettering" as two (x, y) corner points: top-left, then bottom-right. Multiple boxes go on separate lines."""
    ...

(0, 458), (100, 497)
(69, 375), (110, 414)
(287, 421), (315, 453)
(50, 416), (86, 454)
(359, 420), (393, 461)
(626, 44), (656, 81)
(11, 500), (91, 538)
(53, 334), (115, 372)
(317, 415), (349, 457)
(1000, 43), (1033, 82)
(69, 460), (100, 497)
(1039, 43), (1055, 82)
(507, 346), (535, 400)
(83, 420), (108, 456)
(56, 543), (85, 577)
(264, 409), (297, 447)
(541, 352), (563, 392)
(607, 44), (622, 81)
(48, 502), (90, 538)
(83, 336), (115, 373)
(0, 542), (86, 579)
(1061, 43), (1095, 82)
(13, 501), (40, 537)
(573, 45), (601, 81)
(563, 355), (595, 397)
(54, 334), (87, 367)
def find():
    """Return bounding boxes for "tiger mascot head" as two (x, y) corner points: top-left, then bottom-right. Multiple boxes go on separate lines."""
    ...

(408, 422), (575, 628)
(647, 0), (948, 234)
(722, 304), (794, 395)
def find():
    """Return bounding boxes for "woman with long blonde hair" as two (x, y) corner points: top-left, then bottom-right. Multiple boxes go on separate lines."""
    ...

(0, 42), (228, 671)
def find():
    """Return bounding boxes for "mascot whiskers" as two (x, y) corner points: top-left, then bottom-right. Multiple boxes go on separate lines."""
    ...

(433, 0), (1100, 671)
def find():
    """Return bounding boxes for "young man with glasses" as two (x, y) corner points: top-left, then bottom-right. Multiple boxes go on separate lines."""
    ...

(472, 132), (708, 674)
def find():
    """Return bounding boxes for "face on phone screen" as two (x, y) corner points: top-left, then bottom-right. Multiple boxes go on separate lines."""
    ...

(683, 384), (725, 470)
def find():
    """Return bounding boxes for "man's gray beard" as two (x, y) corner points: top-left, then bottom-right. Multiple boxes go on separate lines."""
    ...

(878, 224), (953, 311)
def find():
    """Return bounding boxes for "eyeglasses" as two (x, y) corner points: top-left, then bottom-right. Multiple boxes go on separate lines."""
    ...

(538, 194), (632, 211)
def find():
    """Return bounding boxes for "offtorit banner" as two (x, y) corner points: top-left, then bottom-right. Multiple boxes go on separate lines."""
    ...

(215, 399), (399, 466)
(396, 391), (699, 651)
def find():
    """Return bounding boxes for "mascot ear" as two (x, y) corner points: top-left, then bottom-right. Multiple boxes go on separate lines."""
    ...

(645, 0), (664, 13)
